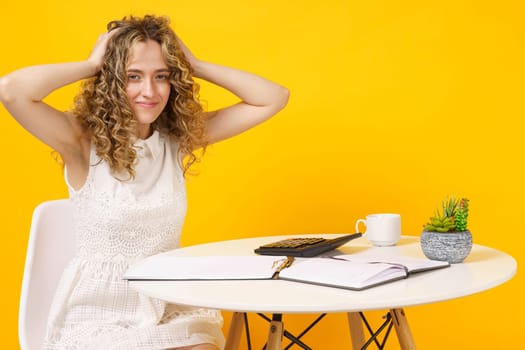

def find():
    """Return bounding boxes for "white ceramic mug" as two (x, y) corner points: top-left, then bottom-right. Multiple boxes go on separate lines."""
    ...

(355, 213), (401, 246)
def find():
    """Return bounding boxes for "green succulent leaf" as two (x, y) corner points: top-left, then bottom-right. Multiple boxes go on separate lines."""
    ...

(423, 195), (469, 233)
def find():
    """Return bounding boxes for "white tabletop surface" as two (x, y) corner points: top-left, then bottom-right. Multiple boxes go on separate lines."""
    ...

(129, 234), (517, 314)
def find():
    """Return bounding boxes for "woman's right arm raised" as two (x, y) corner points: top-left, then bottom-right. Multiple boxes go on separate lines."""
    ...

(0, 31), (114, 159)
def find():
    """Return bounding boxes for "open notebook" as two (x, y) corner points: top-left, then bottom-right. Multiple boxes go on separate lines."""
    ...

(124, 253), (450, 291)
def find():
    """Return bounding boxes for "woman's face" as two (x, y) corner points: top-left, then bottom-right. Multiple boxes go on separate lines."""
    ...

(125, 39), (171, 139)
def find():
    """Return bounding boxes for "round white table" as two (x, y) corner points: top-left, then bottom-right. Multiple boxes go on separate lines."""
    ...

(129, 235), (517, 350)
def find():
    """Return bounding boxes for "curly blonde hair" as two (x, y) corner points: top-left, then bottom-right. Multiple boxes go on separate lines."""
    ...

(72, 15), (207, 179)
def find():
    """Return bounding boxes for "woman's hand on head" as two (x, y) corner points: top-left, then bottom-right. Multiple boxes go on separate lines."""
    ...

(87, 29), (119, 74)
(176, 36), (201, 75)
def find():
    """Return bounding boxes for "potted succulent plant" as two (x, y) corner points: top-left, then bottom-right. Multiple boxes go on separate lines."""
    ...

(420, 196), (472, 263)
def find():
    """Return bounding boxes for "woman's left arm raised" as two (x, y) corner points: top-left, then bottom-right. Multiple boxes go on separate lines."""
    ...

(178, 38), (289, 144)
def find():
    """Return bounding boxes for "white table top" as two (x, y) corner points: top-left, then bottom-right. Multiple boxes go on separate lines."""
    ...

(129, 234), (517, 314)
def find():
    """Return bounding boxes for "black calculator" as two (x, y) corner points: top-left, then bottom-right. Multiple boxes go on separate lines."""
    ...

(254, 233), (362, 257)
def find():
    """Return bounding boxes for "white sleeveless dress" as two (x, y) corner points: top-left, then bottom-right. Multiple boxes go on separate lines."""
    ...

(44, 131), (225, 350)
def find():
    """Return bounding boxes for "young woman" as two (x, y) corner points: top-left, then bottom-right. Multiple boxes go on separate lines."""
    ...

(0, 15), (288, 350)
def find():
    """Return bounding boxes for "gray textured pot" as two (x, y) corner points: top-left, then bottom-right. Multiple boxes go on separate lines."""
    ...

(420, 230), (472, 263)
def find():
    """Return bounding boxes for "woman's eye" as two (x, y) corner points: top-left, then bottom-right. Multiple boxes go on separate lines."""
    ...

(128, 75), (140, 81)
(156, 75), (169, 81)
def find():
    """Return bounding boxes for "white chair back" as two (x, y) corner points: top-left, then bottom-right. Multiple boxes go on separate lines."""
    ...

(19, 199), (75, 350)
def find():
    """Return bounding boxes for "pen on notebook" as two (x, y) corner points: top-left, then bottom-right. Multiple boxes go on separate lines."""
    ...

(272, 256), (295, 279)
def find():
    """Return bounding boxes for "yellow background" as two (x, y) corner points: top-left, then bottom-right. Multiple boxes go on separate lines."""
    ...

(1, 0), (523, 348)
